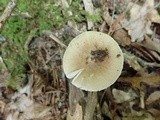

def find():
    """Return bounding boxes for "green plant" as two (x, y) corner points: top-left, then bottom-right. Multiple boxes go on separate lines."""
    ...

(0, 0), (104, 89)
(0, 0), (56, 89)
(0, 40), (28, 89)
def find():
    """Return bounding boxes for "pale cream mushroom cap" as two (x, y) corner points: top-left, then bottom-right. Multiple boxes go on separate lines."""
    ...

(63, 31), (124, 91)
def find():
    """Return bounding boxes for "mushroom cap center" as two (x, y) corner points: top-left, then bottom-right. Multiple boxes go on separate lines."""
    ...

(90, 48), (108, 63)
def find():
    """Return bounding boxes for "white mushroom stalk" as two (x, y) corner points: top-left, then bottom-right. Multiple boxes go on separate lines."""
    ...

(63, 31), (124, 91)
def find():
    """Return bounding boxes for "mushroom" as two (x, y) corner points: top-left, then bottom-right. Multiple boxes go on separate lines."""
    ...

(63, 31), (124, 91)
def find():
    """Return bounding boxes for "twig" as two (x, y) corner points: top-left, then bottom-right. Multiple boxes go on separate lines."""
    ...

(45, 50), (59, 64)
(24, 29), (38, 51)
(123, 49), (160, 68)
(83, 0), (94, 30)
(49, 34), (67, 48)
(116, 2), (160, 31)
(43, 30), (67, 48)
(0, 56), (7, 70)
(11, 12), (32, 18)
(137, 57), (160, 67)
(111, 0), (116, 25)
(0, 0), (16, 32)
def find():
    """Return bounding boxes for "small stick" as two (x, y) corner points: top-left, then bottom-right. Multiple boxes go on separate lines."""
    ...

(49, 34), (67, 48)
(0, 0), (16, 32)
(43, 30), (67, 48)
(111, 0), (116, 25)
(24, 29), (38, 51)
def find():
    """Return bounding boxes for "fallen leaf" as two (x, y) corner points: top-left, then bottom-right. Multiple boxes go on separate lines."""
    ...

(122, 113), (154, 120)
(148, 10), (160, 24)
(113, 29), (131, 46)
(142, 35), (160, 53)
(112, 88), (137, 103)
(147, 108), (160, 120)
(146, 91), (160, 105)
(67, 103), (83, 120)
(121, 101), (154, 119)
(123, 51), (142, 71)
(118, 76), (160, 89)
(101, 102), (113, 119)
(121, 0), (155, 42)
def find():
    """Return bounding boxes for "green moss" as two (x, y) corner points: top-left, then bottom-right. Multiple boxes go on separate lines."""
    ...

(0, 0), (103, 89)
(85, 12), (102, 23)
(0, 40), (28, 89)
(0, 0), (62, 89)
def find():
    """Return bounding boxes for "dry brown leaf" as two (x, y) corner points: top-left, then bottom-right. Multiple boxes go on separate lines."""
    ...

(121, 0), (154, 42)
(121, 101), (154, 119)
(0, 100), (6, 113)
(6, 111), (19, 120)
(147, 109), (160, 120)
(113, 29), (131, 46)
(148, 9), (160, 23)
(131, 42), (159, 63)
(101, 102), (113, 119)
(67, 103), (83, 120)
(118, 76), (160, 89)
(123, 52), (142, 71)
(142, 35), (160, 53)
(6, 94), (53, 120)
(146, 91), (160, 105)
(122, 113), (154, 120)
(112, 88), (137, 103)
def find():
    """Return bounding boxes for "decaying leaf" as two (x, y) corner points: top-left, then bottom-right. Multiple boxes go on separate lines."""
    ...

(119, 76), (160, 89)
(122, 112), (154, 120)
(148, 9), (160, 24)
(112, 88), (137, 103)
(147, 108), (160, 120)
(67, 103), (82, 120)
(142, 35), (160, 53)
(146, 91), (160, 105)
(123, 51), (142, 71)
(113, 29), (131, 46)
(6, 111), (19, 120)
(6, 88), (53, 120)
(8, 94), (33, 112)
(101, 102), (112, 119)
(121, 101), (154, 120)
(0, 100), (6, 114)
(3, 79), (63, 120)
(121, 0), (156, 42)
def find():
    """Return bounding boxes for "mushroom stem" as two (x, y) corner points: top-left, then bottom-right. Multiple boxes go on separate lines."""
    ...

(84, 92), (97, 120)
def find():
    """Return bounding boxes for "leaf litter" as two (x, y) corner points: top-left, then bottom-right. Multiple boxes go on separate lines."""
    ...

(0, 0), (160, 120)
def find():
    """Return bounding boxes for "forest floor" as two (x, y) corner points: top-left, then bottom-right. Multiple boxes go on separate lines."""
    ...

(0, 0), (160, 120)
